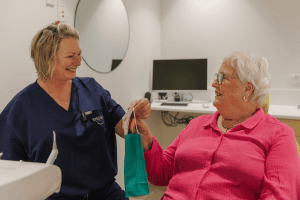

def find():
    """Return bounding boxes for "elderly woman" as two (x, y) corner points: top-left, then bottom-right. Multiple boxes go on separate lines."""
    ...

(137, 51), (300, 199)
(0, 21), (150, 200)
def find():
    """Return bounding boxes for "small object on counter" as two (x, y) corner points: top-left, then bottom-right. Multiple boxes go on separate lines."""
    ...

(202, 104), (209, 108)
(174, 93), (180, 101)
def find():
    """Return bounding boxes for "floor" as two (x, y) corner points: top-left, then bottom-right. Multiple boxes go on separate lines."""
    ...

(129, 184), (167, 200)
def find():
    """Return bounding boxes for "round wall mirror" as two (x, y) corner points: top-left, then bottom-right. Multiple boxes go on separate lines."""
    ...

(75, 0), (129, 73)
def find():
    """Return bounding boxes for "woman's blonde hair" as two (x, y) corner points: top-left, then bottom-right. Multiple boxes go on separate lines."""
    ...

(30, 21), (79, 81)
(223, 51), (271, 107)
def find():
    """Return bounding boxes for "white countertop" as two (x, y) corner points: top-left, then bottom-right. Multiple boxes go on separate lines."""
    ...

(151, 102), (300, 120)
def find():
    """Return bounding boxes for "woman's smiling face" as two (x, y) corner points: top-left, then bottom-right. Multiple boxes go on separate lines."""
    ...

(52, 38), (82, 81)
(212, 60), (245, 113)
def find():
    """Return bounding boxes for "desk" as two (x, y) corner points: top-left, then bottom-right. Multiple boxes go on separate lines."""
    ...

(151, 102), (300, 120)
(150, 102), (300, 145)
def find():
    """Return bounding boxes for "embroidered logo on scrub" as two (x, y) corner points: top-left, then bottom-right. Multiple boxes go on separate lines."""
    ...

(92, 116), (104, 125)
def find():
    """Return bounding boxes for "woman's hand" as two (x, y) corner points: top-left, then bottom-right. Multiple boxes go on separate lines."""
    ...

(129, 98), (151, 119)
(135, 118), (153, 152)
(127, 98), (153, 151)
(128, 115), (153, 152)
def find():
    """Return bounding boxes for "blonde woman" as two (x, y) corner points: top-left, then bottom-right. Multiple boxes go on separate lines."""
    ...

(137, 51), (300, 199)
(0, 21), (150, 200)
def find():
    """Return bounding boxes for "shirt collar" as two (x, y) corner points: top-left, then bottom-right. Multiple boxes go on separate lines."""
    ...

(203, 111), (220, 129)
(240, 107), (264, 129)
(203, 107), (264, 131)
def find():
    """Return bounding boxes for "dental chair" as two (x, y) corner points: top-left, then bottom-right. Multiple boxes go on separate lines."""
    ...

(0, 131), (61, 200)
(297, 140), (300, 156)
(0, 160), (62, 200)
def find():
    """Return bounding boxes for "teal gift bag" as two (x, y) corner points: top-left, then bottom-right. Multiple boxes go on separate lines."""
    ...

(124, 133), (149, 197)
(123, 107), (149, 197)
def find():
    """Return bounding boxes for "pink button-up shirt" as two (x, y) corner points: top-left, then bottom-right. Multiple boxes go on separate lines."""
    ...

(144, 108), (300, 199)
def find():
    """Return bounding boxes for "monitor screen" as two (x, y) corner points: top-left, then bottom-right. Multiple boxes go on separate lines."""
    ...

(152, 59), (207, 91)
(111, 59), (122, 71)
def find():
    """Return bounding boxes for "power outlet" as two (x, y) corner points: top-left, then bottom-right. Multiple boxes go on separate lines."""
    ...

(57, 6), (65, 21)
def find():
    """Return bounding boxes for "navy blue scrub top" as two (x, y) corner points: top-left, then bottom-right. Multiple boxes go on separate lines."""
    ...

(0, 77), (125, 198)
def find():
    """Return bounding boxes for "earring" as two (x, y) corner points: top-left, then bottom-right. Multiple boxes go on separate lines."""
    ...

(243, 96), (247, 101)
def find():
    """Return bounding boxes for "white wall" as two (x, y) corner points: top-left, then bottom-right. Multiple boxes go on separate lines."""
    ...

(0, 0), (56, 112)
(161, 0), (300, 105)
(0, 0), (161, 190)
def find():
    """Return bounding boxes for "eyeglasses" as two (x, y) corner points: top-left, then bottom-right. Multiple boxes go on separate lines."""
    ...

(214, 72), (239, 84)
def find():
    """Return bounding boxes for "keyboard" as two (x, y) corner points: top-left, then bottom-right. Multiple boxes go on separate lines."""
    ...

(160, 102), (188, 106)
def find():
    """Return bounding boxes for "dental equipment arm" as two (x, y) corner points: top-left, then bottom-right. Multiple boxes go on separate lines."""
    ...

(46, 131), (58, 164)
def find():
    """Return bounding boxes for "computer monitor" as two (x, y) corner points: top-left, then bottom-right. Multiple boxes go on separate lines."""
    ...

(152, 59), (207, 91)
(111, 59), (122, 71)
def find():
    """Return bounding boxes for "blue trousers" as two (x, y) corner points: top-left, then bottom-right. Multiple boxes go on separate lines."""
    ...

(48, 179), (129, 200)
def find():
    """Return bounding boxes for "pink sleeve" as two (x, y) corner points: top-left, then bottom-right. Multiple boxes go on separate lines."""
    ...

(144, 136), (179, 186)
(260, 125), (300, 199)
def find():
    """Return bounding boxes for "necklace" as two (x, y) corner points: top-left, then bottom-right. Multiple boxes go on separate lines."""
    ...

(221, 116), (240, 132)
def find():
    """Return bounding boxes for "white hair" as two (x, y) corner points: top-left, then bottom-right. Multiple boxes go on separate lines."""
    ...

(223, 51), (271, 106)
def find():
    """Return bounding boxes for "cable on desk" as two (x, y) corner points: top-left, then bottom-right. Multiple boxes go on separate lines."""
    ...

(184, 92), (193, 102)
(161, 111), (194, 127)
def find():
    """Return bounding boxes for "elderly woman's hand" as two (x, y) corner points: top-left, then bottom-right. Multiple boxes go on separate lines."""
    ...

(128, 98), (153, 151)
(136, 117), (153, 152)
(129, 98), (151, 119)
